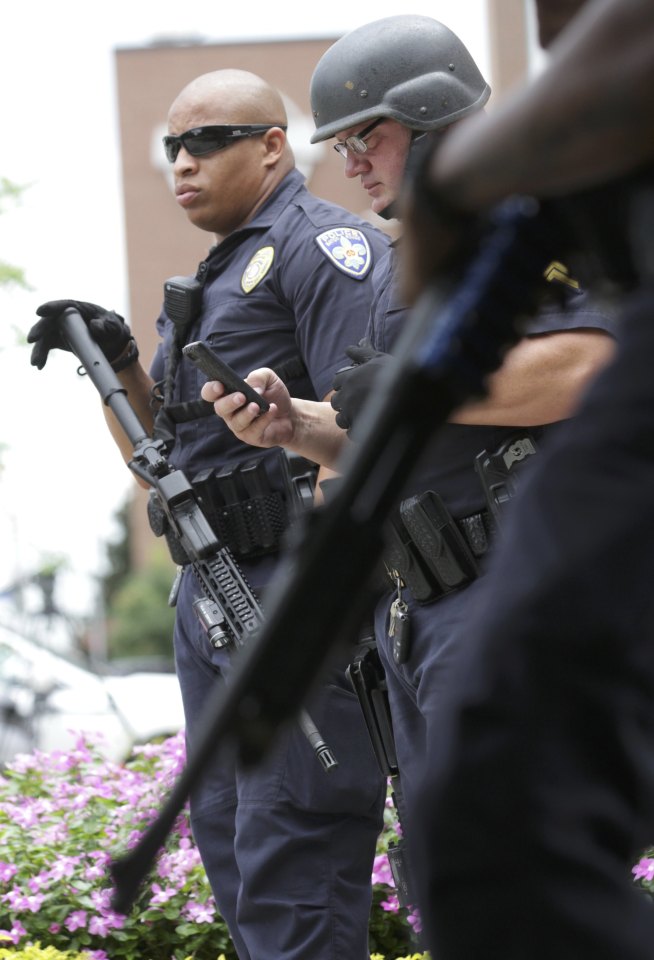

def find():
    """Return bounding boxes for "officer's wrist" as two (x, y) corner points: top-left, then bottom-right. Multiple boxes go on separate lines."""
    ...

(110, 336), (140, 372)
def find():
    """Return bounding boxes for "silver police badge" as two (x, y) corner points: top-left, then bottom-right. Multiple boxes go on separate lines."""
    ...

(314, 228), (372, 279)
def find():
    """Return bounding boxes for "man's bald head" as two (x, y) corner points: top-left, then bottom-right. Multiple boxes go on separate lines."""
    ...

(169, 69), (288, 127)
(166, 70), (295, 238)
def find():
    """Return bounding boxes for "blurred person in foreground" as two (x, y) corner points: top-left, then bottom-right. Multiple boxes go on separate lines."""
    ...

(396, 1), (654, 957)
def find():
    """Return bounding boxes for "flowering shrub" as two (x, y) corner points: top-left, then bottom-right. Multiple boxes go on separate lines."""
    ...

(632, 852), (654, 892)
(0, 947), (111, 960)
(0, 733), (422, 960)
(0, 947), (95, 960)
(371, 955), (428, 960)
(369, 791), (422, 958)
(0, 734), (230, 959)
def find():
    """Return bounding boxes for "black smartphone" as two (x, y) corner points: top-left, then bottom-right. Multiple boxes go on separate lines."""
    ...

(183, 340), (270, 413)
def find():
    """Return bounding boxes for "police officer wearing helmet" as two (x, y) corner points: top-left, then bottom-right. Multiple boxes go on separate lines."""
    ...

(309, 14), (491, 221)
(28, 69), (389, 960)
(202, 17), (617, 867)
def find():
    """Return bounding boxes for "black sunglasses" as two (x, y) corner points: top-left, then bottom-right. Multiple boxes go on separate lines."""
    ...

(163, 124), (287, 163)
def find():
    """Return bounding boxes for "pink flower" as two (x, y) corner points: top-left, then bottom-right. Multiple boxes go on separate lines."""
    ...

(407, 909), (423, 933)
(88, 910), (124, 935)
(372, 853), (394, 887)
(381, 893), (400, 913)
(88, 850), (111, 864)
(0, 862), (17, 882)
(50, 855), (81, 880)
(633, 857), (654, 882)
(3, 889), (43, 912)
(91, 888), (112, 911)
(9, 805), (40, 829)
(28, 872), (51, 893)
(65, 910), (88, 932)
(184, 899), (216, 923)
(89, 915), (111, 937)
(0, 919), (26, 944)
(25, 892), (45, 912)
(150, 882), (178, 904)
(84, 862), (106, 881)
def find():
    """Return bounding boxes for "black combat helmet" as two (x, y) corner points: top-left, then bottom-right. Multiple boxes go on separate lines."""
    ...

(310, 14), (490, 143)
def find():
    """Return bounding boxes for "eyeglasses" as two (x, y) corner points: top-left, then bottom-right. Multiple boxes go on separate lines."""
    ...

(333, 118), (384, 158)
(163, 124), (287, 163)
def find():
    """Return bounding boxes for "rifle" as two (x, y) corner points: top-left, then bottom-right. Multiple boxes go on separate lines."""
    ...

(56, 308), (338, 770)
(91, 195), (558, 911)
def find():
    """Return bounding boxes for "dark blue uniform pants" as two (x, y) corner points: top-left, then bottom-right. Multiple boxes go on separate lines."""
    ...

(412, 284), (654, 960)
(374, 585), (478, 809)
(173, 568), (385, 960)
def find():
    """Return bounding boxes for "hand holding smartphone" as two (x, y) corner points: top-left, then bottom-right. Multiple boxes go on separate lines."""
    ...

(183, 340), (270, 413)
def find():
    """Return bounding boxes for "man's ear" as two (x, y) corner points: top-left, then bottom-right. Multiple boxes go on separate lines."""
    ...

(262, 126), (287, 166)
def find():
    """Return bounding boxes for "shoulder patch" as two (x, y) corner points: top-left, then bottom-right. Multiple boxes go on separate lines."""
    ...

(241, 246), (275, 293)
(314, 227), (372, 280)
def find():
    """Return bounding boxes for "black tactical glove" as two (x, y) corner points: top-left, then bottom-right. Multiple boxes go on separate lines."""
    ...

(331, 339), (394, 437)
(28, 299), (135, 371)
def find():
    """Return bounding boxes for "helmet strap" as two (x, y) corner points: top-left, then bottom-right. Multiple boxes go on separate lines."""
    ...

(378, 200), (399, 221)
(379, 131), (431, 221)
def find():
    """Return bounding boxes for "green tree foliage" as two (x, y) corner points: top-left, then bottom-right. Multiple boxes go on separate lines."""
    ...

(101, 500), (132, 608)
(105, 542), (176, 661)
(0, 176), (31, 472)
(100, 497), (176, 663)
(0, 177), (30, 290)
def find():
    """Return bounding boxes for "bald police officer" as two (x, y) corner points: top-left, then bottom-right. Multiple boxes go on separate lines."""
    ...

(28, 69), (389, 960)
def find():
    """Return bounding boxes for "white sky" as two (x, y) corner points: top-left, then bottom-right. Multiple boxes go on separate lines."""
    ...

(0, 0), (491, 622)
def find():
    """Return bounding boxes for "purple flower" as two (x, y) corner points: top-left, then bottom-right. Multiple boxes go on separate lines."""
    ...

(2, 888), (41, 912)
(633, 857), (654, 882)
(9, 805), (40, 829)
(84, 862), (106, 881)
(89, 915), (112, 936)
(372, 853), (394, 887)
(24, 892), (45, 912)
(6, 753), (40, 773)
(50, 854), (81, 879)
(90, 888), (113, 911)
(380, 893), (400, 913)
(89, 849), (111, 864)
(0, 919), (26, 944)
(407, 909), (423, 933)
(183, 899), (216, 924)
(150, 882), (178, 904)
(65, 910), (88, 932)
(0, 862), (17, 882)
(28, 873), (52, 893)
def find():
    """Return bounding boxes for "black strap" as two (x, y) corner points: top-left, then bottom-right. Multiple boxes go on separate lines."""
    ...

(275, 354), (308, 384)
(162, 353), (308, 427)
(152, 327), (187, 446)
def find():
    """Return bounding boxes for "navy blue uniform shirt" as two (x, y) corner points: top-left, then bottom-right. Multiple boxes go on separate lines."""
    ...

(151, 168), (390, 490)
